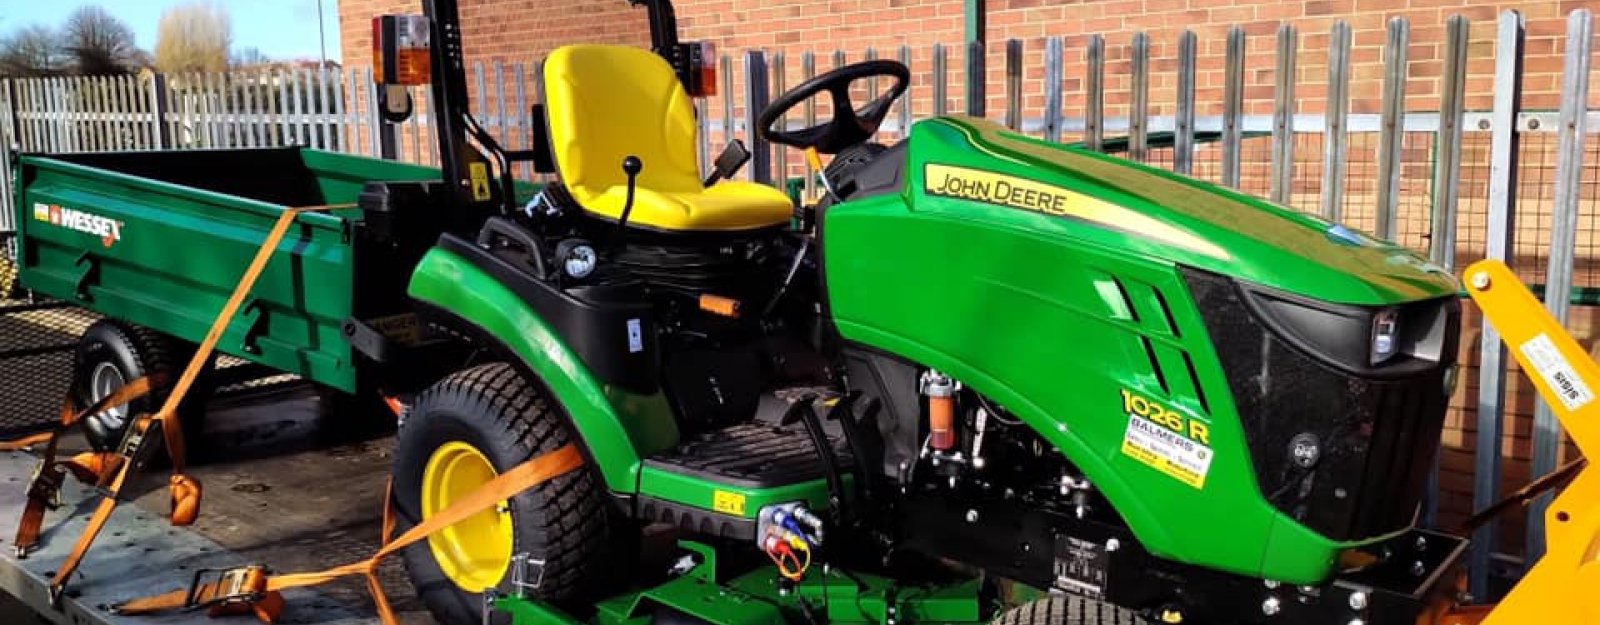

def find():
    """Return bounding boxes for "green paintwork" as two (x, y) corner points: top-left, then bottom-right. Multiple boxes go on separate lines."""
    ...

(406, 246), (679, 491)
(10, 148), (437, 393)
(637, 465), (846, 519)
(820, 116), (1460, 584)
(501, 541), (985, 625)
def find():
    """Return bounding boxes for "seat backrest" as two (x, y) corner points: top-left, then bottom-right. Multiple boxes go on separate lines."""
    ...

(542, 44), (702, 195)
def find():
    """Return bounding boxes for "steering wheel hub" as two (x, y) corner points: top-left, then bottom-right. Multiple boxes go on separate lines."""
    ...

(757, 59), (911, 154)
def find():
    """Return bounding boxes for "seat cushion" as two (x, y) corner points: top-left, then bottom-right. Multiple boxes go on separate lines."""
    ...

(571, 180), (794, 232)
(542, 44), (793, 232)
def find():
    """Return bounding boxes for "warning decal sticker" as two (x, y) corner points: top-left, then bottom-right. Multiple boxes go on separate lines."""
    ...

(1118, 389), (1213, 489)
(1520, 332), (1595, 412)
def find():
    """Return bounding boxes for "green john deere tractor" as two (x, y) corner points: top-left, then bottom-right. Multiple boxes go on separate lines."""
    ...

(11, 0), (1469, 623)
(373, 2), (1470, 625)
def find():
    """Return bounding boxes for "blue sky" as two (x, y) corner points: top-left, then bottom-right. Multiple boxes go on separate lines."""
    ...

(2, 0), (341, 62)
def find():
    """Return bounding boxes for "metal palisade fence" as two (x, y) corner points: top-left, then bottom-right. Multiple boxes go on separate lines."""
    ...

(0, 7), (1598, 600)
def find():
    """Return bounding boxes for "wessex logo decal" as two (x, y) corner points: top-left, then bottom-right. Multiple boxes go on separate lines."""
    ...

(33, 202), (123, 248)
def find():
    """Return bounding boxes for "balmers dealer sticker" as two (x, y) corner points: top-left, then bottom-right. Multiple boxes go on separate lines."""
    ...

(1118, 389), (1214, 489)
(921, 163), (1231, 261)
(33, 203), (123, 248)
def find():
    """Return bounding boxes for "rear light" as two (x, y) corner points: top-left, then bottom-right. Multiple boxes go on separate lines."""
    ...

(373, 15), (432, 86)
(690, 41), (716, 97)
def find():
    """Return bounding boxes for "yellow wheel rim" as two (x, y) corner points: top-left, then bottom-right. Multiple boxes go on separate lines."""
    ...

(422, 441), (514, 592)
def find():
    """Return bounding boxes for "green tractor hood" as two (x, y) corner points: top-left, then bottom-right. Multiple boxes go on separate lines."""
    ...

(823, 116), (1462, 585)
(907, 117), (1458, 305)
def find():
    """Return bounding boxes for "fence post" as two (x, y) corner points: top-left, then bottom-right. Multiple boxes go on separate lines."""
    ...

(1375, 18), (1409, 241)
(150, 74), (172, 149)
(1004, 40), (1022, 131)
(966, 40), (986, 119)
(864, 47), (878, 100)
(1528, 7), (1592, 563)
(772, 52), (787, 185)
(744, 50), (771, 185)
(1, 80), (12, 237)
(720, 54), (735, 162)
(1270, 24), (1297, 205)
(1422, 14), (1469, 530)
(1130, 33), (1148, 162)
(1043, 37), (1063, 144)
(1085, 35), (1104, 151)
(1321, 22), (1352, 221)
(898, 45), (913, 139)
(802, 51), (817, 199)
(1221, 27), (1245, 188)
(1174, 30), (1196, 175)
(5, 80), (20, 150)
(1471, 9), (1524, 602)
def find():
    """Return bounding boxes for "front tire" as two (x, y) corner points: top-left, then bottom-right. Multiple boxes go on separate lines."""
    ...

(991, 596), (1151, 625)
(72, 320), (212, 455)
(392, 363), (609, 625)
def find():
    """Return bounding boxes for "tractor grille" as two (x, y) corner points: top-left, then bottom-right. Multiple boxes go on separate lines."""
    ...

(1181, 267), (1459, 541)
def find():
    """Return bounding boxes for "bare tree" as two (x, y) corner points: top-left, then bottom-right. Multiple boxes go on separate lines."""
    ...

(154, 0), (232, 74)
(230, 46), (270, 69)
(63, 6), (141, 75)
(0, 24), (66, 77)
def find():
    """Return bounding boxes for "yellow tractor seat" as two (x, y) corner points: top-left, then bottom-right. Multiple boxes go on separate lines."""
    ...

(541, 44), (794, 232)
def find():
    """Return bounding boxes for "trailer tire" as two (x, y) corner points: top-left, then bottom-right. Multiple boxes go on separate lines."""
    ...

(991, 596), (1150, 625)
(72, 320), (213, 457)
(392, 362), (609, 625)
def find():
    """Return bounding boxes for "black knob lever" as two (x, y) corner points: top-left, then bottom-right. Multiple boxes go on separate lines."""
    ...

(614, 155), (644, 247)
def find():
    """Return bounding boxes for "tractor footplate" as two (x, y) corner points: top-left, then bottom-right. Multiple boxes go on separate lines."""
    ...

(644, 423), (853, 489)
(636, 423), (854, 541)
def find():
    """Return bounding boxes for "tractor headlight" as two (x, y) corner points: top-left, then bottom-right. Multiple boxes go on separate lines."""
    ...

(1236, 282), (1453, 376)
(1370, 309), (1399, 365)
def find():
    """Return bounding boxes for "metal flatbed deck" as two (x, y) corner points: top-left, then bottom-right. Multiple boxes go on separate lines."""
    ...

(0, 384), (434, 625)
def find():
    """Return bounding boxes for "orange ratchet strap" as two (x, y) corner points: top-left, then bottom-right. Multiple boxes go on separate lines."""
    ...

(112, 444), (585, 625)
(4, 378), (154, 557)
(1, 204), (344, 605)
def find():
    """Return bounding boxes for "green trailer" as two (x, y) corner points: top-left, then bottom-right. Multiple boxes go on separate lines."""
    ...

(6, 1), (1480, 624)
(12, 147), (458, 447)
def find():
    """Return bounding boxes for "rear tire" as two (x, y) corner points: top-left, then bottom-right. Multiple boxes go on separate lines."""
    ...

(392, 362), (609, 625)
(991, 596), (1150, 625)
(72, 320), (213, 457)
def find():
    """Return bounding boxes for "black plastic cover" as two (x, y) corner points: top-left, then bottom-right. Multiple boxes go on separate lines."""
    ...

(438, 232), (659, 395)
(1181, 267), (1460, 540)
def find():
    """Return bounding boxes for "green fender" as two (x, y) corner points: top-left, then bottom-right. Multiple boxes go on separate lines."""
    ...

(406, 246), (677, 492)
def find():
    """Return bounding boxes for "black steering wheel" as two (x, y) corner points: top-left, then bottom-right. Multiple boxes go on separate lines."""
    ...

(757, 59), (910, 155)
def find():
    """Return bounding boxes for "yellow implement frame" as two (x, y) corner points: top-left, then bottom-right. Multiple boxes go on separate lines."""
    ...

(1452, 259), (1599, 625)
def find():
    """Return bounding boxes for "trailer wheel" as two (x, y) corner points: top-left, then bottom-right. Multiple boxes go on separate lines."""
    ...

(991, 596), (1150, 625)
(72, 320), (213, 455)
(392, 362), (609, 625)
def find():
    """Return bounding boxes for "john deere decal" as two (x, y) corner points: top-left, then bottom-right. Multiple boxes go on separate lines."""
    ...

(922, 163), (1229, 260)
(33, 202), (123, 248)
